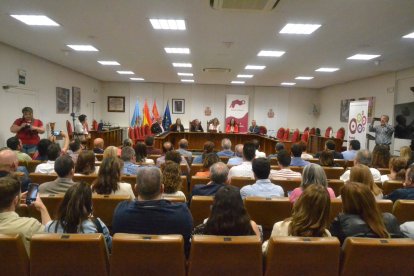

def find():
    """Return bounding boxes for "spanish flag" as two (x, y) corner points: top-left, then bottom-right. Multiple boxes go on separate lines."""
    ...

(142, 100), (152, 127)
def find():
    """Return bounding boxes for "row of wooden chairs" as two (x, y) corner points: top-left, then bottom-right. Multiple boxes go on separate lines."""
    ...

(2, 232), (414, 276)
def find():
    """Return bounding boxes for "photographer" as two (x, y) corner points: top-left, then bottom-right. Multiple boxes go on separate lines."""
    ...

(369, 115), (394, 148)
(10, 107), (45, 154)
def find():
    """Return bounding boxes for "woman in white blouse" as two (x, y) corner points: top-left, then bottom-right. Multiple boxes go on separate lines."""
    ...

(208, 118), (221, 133)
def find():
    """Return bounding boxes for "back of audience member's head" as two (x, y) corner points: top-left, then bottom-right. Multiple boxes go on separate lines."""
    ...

(134, 142), (148, 163)
(341, 182), (389, 238)
(210, 162), (229, 184)
(349, 164), (382, 196)
(243, 141), (256, 161)
(203, 141), (215, 154)
(37, 139), (52, 158)
(54, 155), (74, 178)
(162, 142), (173, 153)
(389, 157), (407, 181)
(252, 139), (260, 150)
(221, 138), (232, 150)
(275, 142), (285, 152)
(288, 184), (331, 237)
(103, 146), (118, 159)
(405, 164), (414, 186)
(165, 150), (182, 165)
(297, 141), (307, 153)
(121, 146), (135, 162)
(0, 176), (20, 211)
(325, 140), (336, 151)
(6, 137), (19, 151)
(0, 149), (18, 172)
(301, 164), (328, 189)
(277, 150), (291, 167)
(136, 167), (162, 200)
(350, 140), (361, 151)
(319, 150), (335, 167)
(47, 143), (61, 161)
(234, 144), (243, 157)
(92, 157), (122, 194)
(355, 150), (372, 167)
(400, 146), (412, 162)
(291, 144), (302, 157)
(69, 139), (81, 153)
(162, 161), (182, 194)
(205, 185), (253, 236)
(178, 139), (188, 149)
(93, 138), (104, 149)
(145, 136), (155, 147)
(202, 153), (220, 170)
(372, 144), (391, 168)
(122, 139), (133, 148)
(75, 150), (96, 175)
(252, 158), (270, 180)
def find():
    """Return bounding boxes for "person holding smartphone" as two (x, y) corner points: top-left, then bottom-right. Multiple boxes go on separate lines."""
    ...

(10, 107), (45, 154)
(369, 115), (394, 148)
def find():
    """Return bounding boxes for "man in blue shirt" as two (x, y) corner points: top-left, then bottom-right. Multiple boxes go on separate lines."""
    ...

(228, 144), (244, 166)
(112, 166), (193, 255)
(217, 138), (234, 157)
(342, 140), (360, 161)
(121, 146), (139, 175)
(248, 120), (260, 134)
(240, 158), (284, 199)
(290, 144), (310, 167)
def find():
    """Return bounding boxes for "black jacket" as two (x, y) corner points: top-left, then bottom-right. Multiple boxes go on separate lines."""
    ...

(151, 122), (163, 134)
(190, 124), (204, 132)
(170, 124), (185, 132)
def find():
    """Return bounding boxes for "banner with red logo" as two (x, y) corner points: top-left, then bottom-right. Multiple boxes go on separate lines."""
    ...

(348, 100), (369, 149)
(226, 94), (249, 133)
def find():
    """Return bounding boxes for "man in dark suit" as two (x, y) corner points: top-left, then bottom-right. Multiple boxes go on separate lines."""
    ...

(314, 139), (344, 159)
(248, 120), (260, 134)
(190, 162), (229, 202)
(190, 119), (204, 132)
(384, 164), (414, 202)
(151, 117), (164, 134)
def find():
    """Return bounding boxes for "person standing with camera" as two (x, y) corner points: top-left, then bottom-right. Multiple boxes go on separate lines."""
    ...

(369, 115), (394, 148)
(10, 107), (45, 154)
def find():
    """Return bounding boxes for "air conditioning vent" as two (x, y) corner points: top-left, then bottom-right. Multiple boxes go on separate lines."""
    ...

(203, 68), (231, 73)
(210, 0), (280, 11)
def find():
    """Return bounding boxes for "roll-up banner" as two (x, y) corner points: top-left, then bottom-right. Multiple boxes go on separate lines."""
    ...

(226, 94), (249, 133)
(348, 100), (369, 149)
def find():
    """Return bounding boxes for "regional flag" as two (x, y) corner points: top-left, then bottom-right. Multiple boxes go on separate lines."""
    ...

(130, 100), (141, 127)
(152, 99), (160, 122)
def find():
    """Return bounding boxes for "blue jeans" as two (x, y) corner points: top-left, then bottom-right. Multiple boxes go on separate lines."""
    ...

(22, 144), (37, 154)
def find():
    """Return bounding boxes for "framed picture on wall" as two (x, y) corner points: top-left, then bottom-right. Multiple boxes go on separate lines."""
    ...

(108, 96), (125, 112)
(72, 87), (81, 115)
(172, 99), (185, 114)
(56, 87), (70, 114)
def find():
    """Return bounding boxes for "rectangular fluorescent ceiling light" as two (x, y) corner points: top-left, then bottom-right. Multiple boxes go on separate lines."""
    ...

(177, 73), (193, 76)
(231, 81), (245, 84)
(150, 19), (186, 30)
(117, 71), (134, 75)
(67, 45), (99, 51)
(279, 23), (321, 34)
(295, 76), (314, 80)
(281, 82), (296, 86)
(347, 54), (381, 60)
(130, 77), (144, 81)
(315, 67), (339, 72)
(181, 79), (194, 83)
(165, 48), (190, 54)
(10, 15), (59, 26)
(98, 61), (120, 65)
(173, 63), (192, 68)
(245, 65), (266, 70)
(403, 32), (414, 38)
(237, 74), (253, 78)
(257, 50), (285, 57)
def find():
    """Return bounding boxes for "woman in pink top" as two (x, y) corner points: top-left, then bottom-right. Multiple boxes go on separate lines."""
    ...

(289, 163), (336, 203)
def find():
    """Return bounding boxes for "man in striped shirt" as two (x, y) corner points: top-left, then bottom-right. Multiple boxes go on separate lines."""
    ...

(269, 149), (302, 179)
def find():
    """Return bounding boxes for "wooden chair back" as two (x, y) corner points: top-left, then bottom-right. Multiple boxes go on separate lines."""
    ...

(190, 176), (210, 194)
(382, 180), (404, 195)
(189, 196), (214, 226)
(230, 177), (255, 189)
(95, 154), (104, 161)
(378, 168), (391, 175)
(322, 167), (345, 179)
(19, 160), (42, 173)
(392, 199), (414, 224)
(73, 174), (97, 185)
(219, 156), (230, 164)
(327, 179), (344, 196)
(92, 195), (130, 228)
(29, 173), (57, 184)
(0, 234), (29, 276)
(270, 178), (301, 196)
(190, 164), (204, 176)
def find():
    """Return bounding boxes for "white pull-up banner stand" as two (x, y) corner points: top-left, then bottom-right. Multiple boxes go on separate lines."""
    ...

(348, 100), (369, 149)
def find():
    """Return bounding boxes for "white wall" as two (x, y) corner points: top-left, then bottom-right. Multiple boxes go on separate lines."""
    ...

(0, 43), (102, 147)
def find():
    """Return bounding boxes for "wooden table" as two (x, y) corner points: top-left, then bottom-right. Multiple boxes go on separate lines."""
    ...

(88, 128), (125, 148)
(307, 135), (343, 154)
(154, 132), (292, 155)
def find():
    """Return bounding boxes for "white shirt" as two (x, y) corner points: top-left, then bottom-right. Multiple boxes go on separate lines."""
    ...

(269, 168), (302, 179)
(228, 161), (254, 179)
(340, 167), (382, 182)
(255, 150), (266, 158)
(35, 160), (55, 174)
(209, 124), (221, 132)
(74, 120), (88, 135)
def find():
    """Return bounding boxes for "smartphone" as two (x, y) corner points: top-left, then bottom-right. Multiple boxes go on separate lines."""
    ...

(53, 131), (61, 136)
(26, 183), (39, 205)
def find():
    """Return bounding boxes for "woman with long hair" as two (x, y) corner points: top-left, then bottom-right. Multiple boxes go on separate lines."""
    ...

(371, 144), (391, 168)
(161, 161), (186, 200)
(319, 150), (339, 167)
(195, 152), (220, 177)
(263, 185), (331, 252)
(134, 142), (154, 164)
(171, 118), (185, 132)
(74, 150), (97, 175)
(400, 146), (413, 166)
(349, 164), (383, 199)
(103, 146), (118, 159)
(192, 185), (260, 238)
(208, 118), (221, 133)
(91, 157), (135, 199)
(289, 163), (336, 203)
(330, 182), (403, 244)
(381, 157), (407, 183)
(225, 118), (239, 133)
(45, 182), (112, 250)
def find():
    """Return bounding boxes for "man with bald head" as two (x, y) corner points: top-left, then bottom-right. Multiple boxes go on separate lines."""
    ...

(93, 138), (104, 154)
(156, 141), (189, 170)
(177, 139), (192, 160)
(228, 144), (243, 166)
(191, 162), (229, 199)
(0, 149), (30, 191)
(112, 166), (192, 254)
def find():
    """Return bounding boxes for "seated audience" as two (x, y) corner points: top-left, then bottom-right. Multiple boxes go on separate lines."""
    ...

(177, 139), (192, 160)
(342, 140), (360, 161)
(228, 141), (256, 179)
(349, 164), (383, 199)
(35, 143), (61, 174)
(371, 144), (391, 169)
(262, 185), (331, 253)
(34, 139), (52, 161)
(269, 150), (302, 179)
(381, 157), (407, 183)
(192, 185), (260, 238)
(209, 118), (221, 133)
(45, 182), (112, 251)
(298, 141), (313, 160)
(39, 155), (75, 194)
(190, 119), (204, 132)
(156, 141), (173, 166)
(288, 164), (336, 203)
(315, 140), (343, 159)
(145, 136), (162, 155)
(400, 221), (414, 238)
(248, 119), (260, 134)
(228, 144), (244, 166)
(252, 139), (266, 158)
(290, 144), (310, 167)
(192, 141), (215, 164)
(240, 158), (284, 199)
(120, 146), (139, 175)
(195, 153), (220, 178)
(93, 138), (104, 154)
(319, 150), (339, 167)
(91, 157), (135, 199)
(103, 146), (118, 159)
(267, 142), (285, 159)
(156, 143), (189, 170)
(134, 142), (154, 164)
(118, 138), (133, 156)
(0, 176), (51, 254)
(170, 118), (185, 132)
(161, 161), (186, 200)
(400, 146), (413, 166)
(112, 166), (193, 255)
(191, 162), (229, 199)
(384, 164), (414, 202)
(151, 117), (164, 135)
(0, 149), (30, 191)
(330, 182), (404, 245)
(217, 138), (234, 157)
(67, 139), (82, 164)
(340, 150), (381, 182)
(7, 137), (32, 162)
(74, 150), (97, 175)
(225, 118), (238, 133)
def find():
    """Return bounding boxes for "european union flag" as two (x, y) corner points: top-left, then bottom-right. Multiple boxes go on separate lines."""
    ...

(163, 102), (172, 130)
